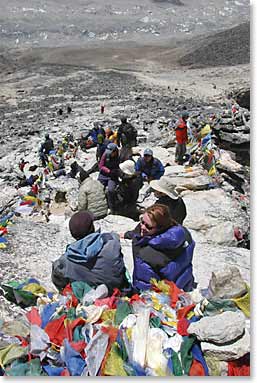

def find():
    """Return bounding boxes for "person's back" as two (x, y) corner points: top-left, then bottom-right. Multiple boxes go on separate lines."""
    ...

(78, 177), (108, 219)
(156, 195), (187, 225)
(52, 211), (128, 293)
(43, 137), (54, 155)
(115, 160), (143, 220)
(117, 117), (137, 148)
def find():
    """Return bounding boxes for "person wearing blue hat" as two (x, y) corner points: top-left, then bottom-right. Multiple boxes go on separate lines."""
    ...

(135, 148), (165, 183)
(98, 143), (121, 213)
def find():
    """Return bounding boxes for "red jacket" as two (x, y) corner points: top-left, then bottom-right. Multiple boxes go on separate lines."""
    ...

(176, 118), (188, 144)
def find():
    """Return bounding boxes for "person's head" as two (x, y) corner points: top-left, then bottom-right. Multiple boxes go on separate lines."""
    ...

(45, 133), (50, 140)
(105, 127), (113, 138)
(143, 148), (153, 163)
(70, 161), (78, 173)
(93, 121), (100, 130)
(120, 115), (127, 123)
(119, 160), (136, 178)
(181, 111), (189, 121)
(150, 177), (179, 200)
(106, 142), (118, 158)
(69, 211), (95, 240)
(139, 204), (176, 237)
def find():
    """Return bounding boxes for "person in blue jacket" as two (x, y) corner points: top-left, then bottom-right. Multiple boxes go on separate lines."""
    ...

(135, 148), (165, 182)
(51, 211), (129, 294)
(85, 122), (105, 147)
(124, 204), (195, 292)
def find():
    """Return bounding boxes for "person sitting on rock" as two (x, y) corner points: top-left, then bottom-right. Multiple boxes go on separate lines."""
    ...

(78, 171), (108, 220)
(175, 111), (189, 165)
(114, 160), (143, 220)
(123, 204), (195, 292)
(51, 211), (129, 293)
(98, 143), (121, 214)
(135, 148), (165, 182)
(39, 133), (54, 167)
(150, 176), (187, 224)
(85, 122), (105, 148)
(117, 115), (138, 162)
(96, 132), (111, 162)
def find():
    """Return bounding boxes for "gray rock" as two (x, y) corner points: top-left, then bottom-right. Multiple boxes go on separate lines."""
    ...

(208, 266), (248, 299)
(166, 175), (211, 191)
(201, 329), (250, 361)
(187, 311), (246, 344)
(219, 131), (250, 145)
(218, 150), (244, 173)
(192, 243), (250, 290)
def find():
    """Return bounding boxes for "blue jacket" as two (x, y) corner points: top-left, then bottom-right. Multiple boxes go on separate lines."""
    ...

(89, 127), (105, 144)
(128, 225), (195, 292)
(135, 157), (165, 180)
(52, 232), (128, 293)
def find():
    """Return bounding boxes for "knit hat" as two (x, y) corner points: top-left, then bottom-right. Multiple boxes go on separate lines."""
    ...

(119, 160), (136, 176)
(150, 176), (179, 200)
(69, 211), (95, 240)
(144, 148), (153, 156)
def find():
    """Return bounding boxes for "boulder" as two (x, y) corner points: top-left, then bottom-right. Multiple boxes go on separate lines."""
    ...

(165, 175), (211, 191)
(218, 150), (244, 173)
(187, 311), (246, 344)
(46, 176), (79, 204)
(208, 266), (248, 299)
(193, 244), (250, 289)
(183, 189), (248, 235)
(201, 329), (250, 361)
(219, 131), (250, 145)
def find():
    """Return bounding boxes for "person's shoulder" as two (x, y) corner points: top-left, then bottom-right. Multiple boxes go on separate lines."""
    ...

(101, 231), (120, 241)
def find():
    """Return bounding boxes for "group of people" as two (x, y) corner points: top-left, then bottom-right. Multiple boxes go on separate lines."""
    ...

(52, 203), (195, 296)
(16, 113), (196, 296)
(174, 110), (218, 176)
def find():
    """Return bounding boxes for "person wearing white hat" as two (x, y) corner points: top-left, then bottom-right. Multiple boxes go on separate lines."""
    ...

(113, 160), (143, 220)
(150, 176), (187, 224)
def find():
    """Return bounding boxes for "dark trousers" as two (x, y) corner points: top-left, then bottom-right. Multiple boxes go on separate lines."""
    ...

(175, 143), (186, 164)
(98, 174), (118, 212)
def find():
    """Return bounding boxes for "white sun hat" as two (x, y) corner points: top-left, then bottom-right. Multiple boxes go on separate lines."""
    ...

(150, 176), (179, 200)
(119, 160), (136, 176)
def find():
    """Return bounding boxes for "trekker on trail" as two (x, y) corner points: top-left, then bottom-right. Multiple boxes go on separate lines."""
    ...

(98, 143), (120, 214)
(114, 160), (143, 220)
(51, 211), (129, 293)
(78, 172), (108, 219)
(135, 148), (165, 182)
(123, 204), (195, 292)
(150, 176), (187, 225)
(39, 133), (54, 167)
(117, 115), (137, 162)
(175, 111), (189, 165)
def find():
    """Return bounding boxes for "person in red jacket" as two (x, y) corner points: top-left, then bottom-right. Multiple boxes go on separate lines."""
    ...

(175, 111), (189, 165)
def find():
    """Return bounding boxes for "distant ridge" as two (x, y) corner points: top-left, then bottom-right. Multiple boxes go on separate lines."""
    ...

(179, 22), (250, 68)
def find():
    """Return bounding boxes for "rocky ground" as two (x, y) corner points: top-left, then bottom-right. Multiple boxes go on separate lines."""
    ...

(0, 0), (250, 322)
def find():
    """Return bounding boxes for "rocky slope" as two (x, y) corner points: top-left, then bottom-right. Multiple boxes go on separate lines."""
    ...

(0, 1), (250, 322)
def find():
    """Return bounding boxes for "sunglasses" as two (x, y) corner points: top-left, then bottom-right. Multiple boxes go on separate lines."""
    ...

(140, 216), (156, 231)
